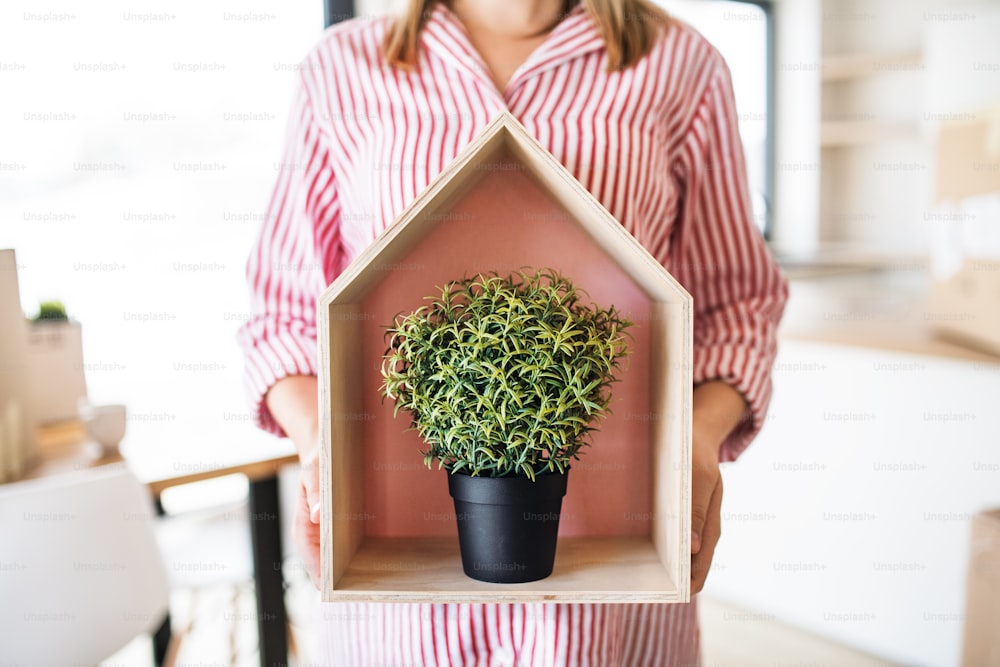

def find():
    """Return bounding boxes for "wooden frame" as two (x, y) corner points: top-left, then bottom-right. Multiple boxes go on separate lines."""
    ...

(0, 249), (37, 482)
(318, 112), (692, 603)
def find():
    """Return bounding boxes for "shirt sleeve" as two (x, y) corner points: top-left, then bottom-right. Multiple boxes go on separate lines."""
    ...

(668, 52), (789, 463)
(236, 70), (342, 437)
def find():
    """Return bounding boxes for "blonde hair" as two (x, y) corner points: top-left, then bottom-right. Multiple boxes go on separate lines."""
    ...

(383, 0), (672, 72)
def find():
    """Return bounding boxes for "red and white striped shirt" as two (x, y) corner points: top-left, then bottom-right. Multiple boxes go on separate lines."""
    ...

(239, 3), (787, 664)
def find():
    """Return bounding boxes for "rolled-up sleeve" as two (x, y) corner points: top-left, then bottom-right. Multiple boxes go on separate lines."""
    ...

(669, 52), (789, 462)
(236, 68), (342, 437)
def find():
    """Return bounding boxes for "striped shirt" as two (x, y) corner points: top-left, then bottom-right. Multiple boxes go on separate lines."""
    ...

(239, 3), (787, 664)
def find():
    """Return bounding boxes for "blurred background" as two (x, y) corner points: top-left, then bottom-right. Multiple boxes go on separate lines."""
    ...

(1, 0), (999, 666)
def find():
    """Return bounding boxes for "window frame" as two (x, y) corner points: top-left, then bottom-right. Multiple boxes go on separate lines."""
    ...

(735, 0), (775, 240)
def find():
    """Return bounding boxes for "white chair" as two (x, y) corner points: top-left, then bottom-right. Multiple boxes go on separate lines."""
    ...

(0, 467), (171, 666)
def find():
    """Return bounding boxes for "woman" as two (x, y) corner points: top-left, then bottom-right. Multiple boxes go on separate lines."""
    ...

(239, 0), (788, 663)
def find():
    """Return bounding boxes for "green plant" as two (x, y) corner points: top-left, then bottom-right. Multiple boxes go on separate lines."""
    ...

(380, 269), (632, 480)
(33, 300), (69, 322)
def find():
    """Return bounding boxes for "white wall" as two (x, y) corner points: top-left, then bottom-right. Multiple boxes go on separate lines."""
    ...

(0, 0), (324, 425)
(924, 5), (1000, 114)
(771, 0), (823, 257)
(706, 338), (1000, 666)
(357, 0), (401, 16)
(794, 0), (1000, 256)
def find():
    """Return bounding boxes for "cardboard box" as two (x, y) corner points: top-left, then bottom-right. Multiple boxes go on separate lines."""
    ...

(936, 110), (1000, 203)
(928, 108), (1000, 356)
(318, 112), (693, 603)
(25, 321), (87, 424)
(926, 258), (1000, 357)
(962, 509), (1000, 666)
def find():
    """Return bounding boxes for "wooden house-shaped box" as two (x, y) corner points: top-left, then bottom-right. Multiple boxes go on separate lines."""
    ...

(318, 112), (693, 603)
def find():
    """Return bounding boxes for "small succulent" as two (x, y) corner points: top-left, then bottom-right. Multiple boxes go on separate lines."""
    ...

(33, 300), (69, 322)
(380, 269), (631, 480)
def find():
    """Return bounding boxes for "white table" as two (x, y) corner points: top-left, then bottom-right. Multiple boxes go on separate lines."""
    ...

(26, 420), (298, 667)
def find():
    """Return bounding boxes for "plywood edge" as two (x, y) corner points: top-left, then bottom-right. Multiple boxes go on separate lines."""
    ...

(325, 304), (366, 601)
(678, 298), (693, 603)
(319, 298), (334, 599)
(648, 300), (692, 603)
(648, 301), (670, 573)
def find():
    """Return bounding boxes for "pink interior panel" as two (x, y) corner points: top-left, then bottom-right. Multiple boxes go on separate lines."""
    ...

(359, 162), (655, 538)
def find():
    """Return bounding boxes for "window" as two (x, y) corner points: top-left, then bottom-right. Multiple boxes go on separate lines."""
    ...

(656, 0), (773, 237)
(0, 0), (324, 430)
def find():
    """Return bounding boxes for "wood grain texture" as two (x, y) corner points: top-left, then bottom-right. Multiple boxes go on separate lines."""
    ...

(144, 455), (298, 497)
(26, 420), (298, 496)
(18, 422), (298, 506)
(649, 300), (692, 601)
(323, 304), (366, 600)
(319, 296), (333, 597)
(19, 420), (126, 483)
(329, 536), (681, 603)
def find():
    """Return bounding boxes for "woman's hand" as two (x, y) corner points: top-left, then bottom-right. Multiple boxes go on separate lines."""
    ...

(294, 446), (322, 587)
(689, 380), (747, 594)
(265, 375), (322, 588)
(299, 444), (322, 524)
(690, 435), (723, 594)
(292, 441), (321, 588)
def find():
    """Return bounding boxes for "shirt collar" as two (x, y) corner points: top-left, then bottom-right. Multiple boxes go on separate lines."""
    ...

(421, 2), (606, 97)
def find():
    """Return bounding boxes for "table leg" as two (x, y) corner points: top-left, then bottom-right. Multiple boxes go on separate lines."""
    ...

(152, 612), (171, 666)
(249, 476), (288, 667)
(151, 496), (172, 667)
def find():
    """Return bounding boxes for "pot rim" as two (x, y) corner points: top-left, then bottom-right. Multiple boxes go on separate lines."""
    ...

(447, 467), (569, 505)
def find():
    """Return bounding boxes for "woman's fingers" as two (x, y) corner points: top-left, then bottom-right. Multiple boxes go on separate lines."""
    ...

(299, 449), (321, 523)
(294, 476), (322, 588)
(691, 474), (723, 594)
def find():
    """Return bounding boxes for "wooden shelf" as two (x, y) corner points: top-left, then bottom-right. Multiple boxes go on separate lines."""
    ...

(821, 51), (923, 82)
(820, 120), (919, 147)
(330, 536), (681, 603)
(318, 112), (693, 603)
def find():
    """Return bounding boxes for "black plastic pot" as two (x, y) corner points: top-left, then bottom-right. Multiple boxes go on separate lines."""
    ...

(447, 470), (569, 584)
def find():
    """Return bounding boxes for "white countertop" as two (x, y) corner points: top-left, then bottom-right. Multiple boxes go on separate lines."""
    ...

(779, 267), (1000, 364)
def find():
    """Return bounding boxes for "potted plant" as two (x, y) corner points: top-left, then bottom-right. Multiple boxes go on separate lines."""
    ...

(33, 300), (70, 322)
(380, 269), (632, 583)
